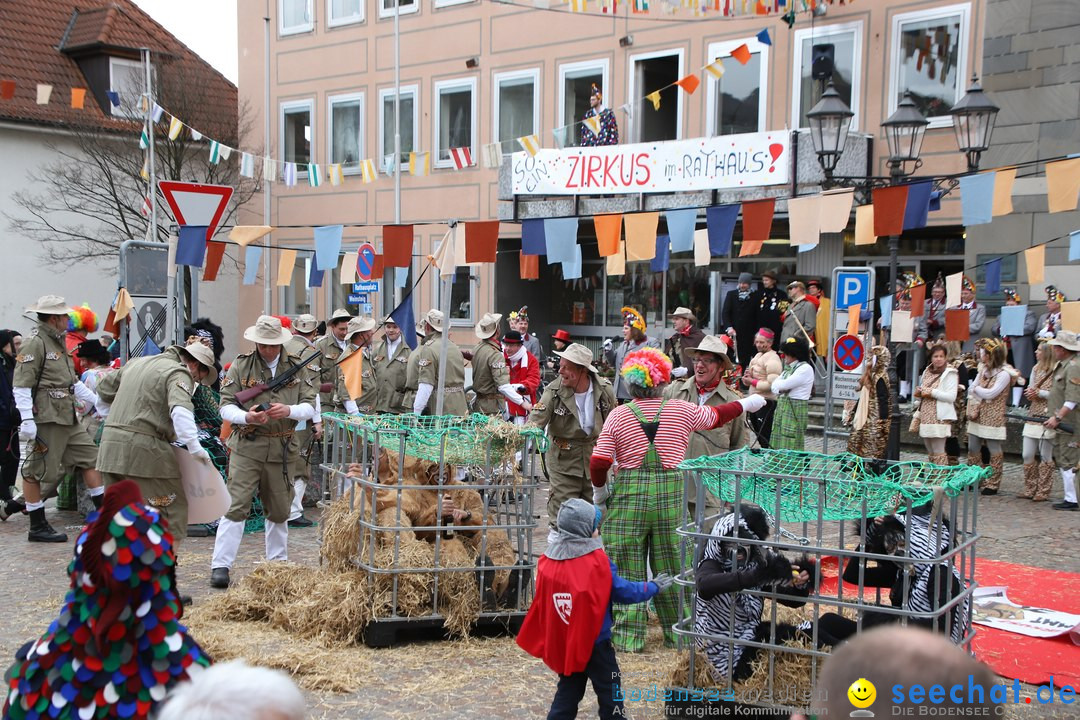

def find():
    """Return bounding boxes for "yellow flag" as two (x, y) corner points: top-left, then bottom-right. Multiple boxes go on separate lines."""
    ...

(569, 0), (587, 11)
(705, 60), (725, 79)
(276, 249), (297, 286)
(229, 225), (273, 248)
(992, 167), (1016, 217)
(360, 158), (377, 183)
(584, 115), (601, 136)
(646, 91), (661, 111)
(338, 349), (364, 400)
(606, 241), (625, 276)
(140, 154), (149, 181)
(1024, 245), (1045, 284)
(167, 116), (183, 141)
(854, 204), (876, 246)
(114, 288), (135, 322)
(409, 151), (430, 177)
(517, 134), (541, 157)
(328, 164), (344, 186)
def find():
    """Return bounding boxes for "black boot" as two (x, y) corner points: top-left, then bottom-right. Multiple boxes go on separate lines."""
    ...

(1, 498), (26, 521)
(210, 567), (230, 589)
(90, 492), (103, 510)
(28, 507), (67, 543)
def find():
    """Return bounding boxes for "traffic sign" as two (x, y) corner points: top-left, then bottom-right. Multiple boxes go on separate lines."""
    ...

(833, 334), (864, 371)
(357, 242), (376, 280)
(835, 269), (872, 310)
(347, 293), (364, 304)
(832, 371), (862, 401)
(350, 290), (369, 303)
(158, 181), (234, 241)
(354, 281), (379, 292)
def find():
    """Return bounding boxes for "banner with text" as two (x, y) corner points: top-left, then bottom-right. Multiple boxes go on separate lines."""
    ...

(511, 131), (789, 196)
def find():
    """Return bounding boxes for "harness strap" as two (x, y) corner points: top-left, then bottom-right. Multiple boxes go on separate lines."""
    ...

(627, 399), (667, 445)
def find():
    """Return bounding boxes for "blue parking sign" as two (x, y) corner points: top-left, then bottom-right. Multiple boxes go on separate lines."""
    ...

(835, 270), (871, 310)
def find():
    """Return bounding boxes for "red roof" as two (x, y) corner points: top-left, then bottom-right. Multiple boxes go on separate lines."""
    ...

(0, 0), (235, 136)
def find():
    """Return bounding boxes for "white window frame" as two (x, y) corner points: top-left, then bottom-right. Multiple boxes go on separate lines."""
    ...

(378, 84), (419, 165)
(279, 0), (314, 35)
(108, 57), (144, 119)
(326, 92), (365, 174)
(704, 37), (769, 137)
(327, 0), (364, 26)
(379, 0), (418, 20)
(435, 0), (474, 7)
(431, 238), (477, 327)
(432, 77), (477, 169)
(889, 2), (970, 130)
(791, 21), (863, 131)
(280, 98), (315, 177)
(493, 68), (540, 143)
(557, 58), (610, 145)
(627, 47), (685, 143)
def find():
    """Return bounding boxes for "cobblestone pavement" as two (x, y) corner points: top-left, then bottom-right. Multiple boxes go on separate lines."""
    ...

(1, 439), (1076, 719)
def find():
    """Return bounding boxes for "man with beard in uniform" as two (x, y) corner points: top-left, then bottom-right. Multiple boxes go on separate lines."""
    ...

(210, 316), (317, 589)
(283, 313), (321, 528)
(413, 310), (468, 416)
(374, 317), (411, 414)
(314, 308), (351, 415)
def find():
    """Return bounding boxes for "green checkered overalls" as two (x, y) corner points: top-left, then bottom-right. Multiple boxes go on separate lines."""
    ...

(772, 362), (808, 451)
(604, 399), (684, 651)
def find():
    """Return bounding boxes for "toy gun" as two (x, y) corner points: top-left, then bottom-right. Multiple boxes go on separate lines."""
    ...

(234, 350), (322, 410)
(1006, 412), (1074, 434)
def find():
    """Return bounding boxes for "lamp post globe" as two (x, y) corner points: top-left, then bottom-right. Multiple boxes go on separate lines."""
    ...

(949, 75), (999, 173)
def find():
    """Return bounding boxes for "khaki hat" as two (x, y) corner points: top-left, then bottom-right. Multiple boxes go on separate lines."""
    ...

(668, 306), (696, 323)
(25, 295), (70, 315)
(686, 335), (734, 370)
(475, 312), (502, 340)
(347, 315), (376, 338)
(415, 320), (427, 338)
(294, 313), (318, 333)
(329, 307), (352, 323)
(176, 341), (217, 386)
(424, 309), (445, 333)
(243, 315), (292, 345)
(552, 343), (598, 376)
(1048, 331), (1080, 352)
(382, 315), (398, 326)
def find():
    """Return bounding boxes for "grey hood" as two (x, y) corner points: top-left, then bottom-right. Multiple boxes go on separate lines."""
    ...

(544, 498), (605, 561)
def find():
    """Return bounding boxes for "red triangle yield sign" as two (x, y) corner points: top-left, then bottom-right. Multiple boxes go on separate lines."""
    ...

(158, 181), (234, 241)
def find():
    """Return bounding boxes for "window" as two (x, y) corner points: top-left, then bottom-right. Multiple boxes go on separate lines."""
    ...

(435, 0), (474, 7)
(108, 57), (145, 119)
(890, 3), (969, 127)
(628, 49), (683, 142)
(705, 38), (769, 136)
(328, 0), (363, 26)
(379, 0), (417, 19)
(281, 100), (313, 173)
(327, 92), (364, 172)
(494, 69), (539, 143)
(431, 238), (475, 325)
(558, 59), (609, 148)
(792, 21), (863, 129)
(280, 0), (313, 35)
(433, 78), (476, 168)
(379, 85), (417, 167)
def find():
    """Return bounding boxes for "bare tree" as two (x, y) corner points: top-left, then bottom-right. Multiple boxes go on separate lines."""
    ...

(8, 58), (261, 264)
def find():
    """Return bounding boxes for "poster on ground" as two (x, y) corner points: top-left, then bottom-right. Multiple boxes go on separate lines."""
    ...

(972, 586), (1080, 644)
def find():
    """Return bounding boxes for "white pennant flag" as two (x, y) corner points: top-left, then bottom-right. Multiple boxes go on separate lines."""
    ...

(220, 145), (232, 161)
(361, 158), (377, 183)
(209, 140), (221, 164)
(263, 156), (276, 183)
(449, 147), (473, 170)
(481, 142), (503, 169)
(151, 103), (165, 122)
(283, 162), (297, 186)
(328, 164), (344, 186)
(190, 128), (203, 141)
(240, 152), (255, 178)
(307, 163), (321, 187)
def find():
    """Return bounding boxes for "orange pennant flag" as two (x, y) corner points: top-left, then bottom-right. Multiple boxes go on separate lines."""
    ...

(1045, 157), (1080, 213)
(520, 252), (539, 280)
(338, 350), (364, 400)
(675, 74), (701, 95)
(909, 283), (926, 318)
(1024, 245), (1045, 284)
(102, 307), (118, 337)
(872, 185), (909, 236)
(847, 303), (861, 336)
(854, 204), (876, 246)
(945, 309), (970, 342)
(730, 44), (752, 65)
(624, 212), (659, 261)
(203, 241), (226, 281)
(594, 214), (623, 257)
(465, 220), (500, 264)
(741, 198), (775, 244)
(71, 88), (86, 109)
(992, 167), (1016, 217)
(739, 240), (764, 257)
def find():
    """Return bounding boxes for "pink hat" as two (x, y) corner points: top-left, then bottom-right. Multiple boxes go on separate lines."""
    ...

(756, 328), (775, 339)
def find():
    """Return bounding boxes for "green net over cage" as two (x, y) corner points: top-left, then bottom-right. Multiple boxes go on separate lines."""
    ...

(321, 412), (549, 465)
(679, 447), (989, 523)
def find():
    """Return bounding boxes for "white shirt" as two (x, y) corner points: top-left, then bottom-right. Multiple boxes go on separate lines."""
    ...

(386, 337), (402, 358)
(575, 386), (595, 435)
(770, 362), (815, 400)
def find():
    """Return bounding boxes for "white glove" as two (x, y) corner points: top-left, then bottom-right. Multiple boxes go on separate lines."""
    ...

(738, 395), (768, 414)
(603, 339), (613, 352)
(592, 483), (611, 508)
(652, 573), (675, 591)
(344, 399), (360, 416)
(190, 446), (212, 465)
(19, 419), (37, 441)
(671, 366), (689, 378)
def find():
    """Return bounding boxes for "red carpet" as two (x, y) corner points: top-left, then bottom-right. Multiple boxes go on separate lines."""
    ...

(815, 556), (1080, 688)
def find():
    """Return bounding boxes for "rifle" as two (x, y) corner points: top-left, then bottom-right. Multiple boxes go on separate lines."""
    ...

(1006, 412), (1074, 434)
(233, 350), (322, 410)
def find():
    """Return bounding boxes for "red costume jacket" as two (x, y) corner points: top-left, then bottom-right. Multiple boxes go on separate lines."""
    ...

(507, 350), (540, 418)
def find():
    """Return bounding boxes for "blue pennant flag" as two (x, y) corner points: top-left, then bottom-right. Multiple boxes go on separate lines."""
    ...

(706, 205), (738, 256)
(176, 225), (208, 267)
(521, 219), (546, 256)
(142, 337), (161, 357)
(390, 292), (417, 349)
(651, 235), (670, 272)
(665, 208), (697, 253)
(902, 181), (933, 230)
(984, 257), (1002, 295)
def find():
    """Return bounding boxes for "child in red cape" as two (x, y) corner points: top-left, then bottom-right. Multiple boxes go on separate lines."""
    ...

(517, 498), (674, 719)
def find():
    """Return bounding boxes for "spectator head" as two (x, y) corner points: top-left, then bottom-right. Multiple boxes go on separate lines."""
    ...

(589, 82), (603, 108)
(806, 278), (823, 297)
(975, 337), (1006, 369)
(328, 307), (352, 341)
(960, 275), (976, 304)
(781, 336), (811, 364)
(787, 280), (806, 300)
(621, 346), (671, 399)
(1046, 285), (1064, 313)
(621, 306), (647, 344)
(76, 339), (112, 369)
(156, 660), (305, 720)
(669, 306), (696, 332)
(738, 272), (753, 290)
(809, 626), (995, 720)
(346, 315), (376, 348)
(556, 498), (601, 539)
(293, 313), (319, 338)
(382, 317), (402, 341)
(754, 328), (775, 353)
(186, 318), (226, 362)
(67, 304), (99, 335)
(509, 306), (530, 335)
(688, 336), (733, 388)
(551, 329), (573, 352)
(502, 330), (524, 355)
(1002, 288), (1021, 306)
(761, 269), (778, 288)
(928, 341), (949, 369)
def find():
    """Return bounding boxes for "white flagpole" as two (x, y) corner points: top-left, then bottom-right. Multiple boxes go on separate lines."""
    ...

(263, 4), (273, 315)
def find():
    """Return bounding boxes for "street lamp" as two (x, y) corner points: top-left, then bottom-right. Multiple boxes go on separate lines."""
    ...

(949, 75), (1000, 173)
(806, 81), (854, 187)
(882, 91), (929, 179)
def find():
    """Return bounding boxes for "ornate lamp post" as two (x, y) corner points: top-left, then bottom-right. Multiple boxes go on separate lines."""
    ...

(807, 82), (854, 188)
(949, 75), (1000, 173)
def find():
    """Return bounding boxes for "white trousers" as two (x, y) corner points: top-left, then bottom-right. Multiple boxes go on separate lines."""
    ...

(1063, 469), (1077, 503)
(289, 478), (306, 521)
(211, 516), (289, 569)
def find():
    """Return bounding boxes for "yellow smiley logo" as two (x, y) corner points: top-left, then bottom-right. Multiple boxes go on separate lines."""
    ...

(848, 678), (876, 709)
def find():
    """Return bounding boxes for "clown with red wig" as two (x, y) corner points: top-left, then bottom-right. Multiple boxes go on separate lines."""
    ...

(589, 347), (766, 651)
(65, 304), (98, 377)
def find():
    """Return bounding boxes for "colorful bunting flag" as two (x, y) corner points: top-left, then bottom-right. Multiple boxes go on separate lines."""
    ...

(902, 181), (933, 230)
(361, 158), (378, 183)
(140, 153), (149, 181)
(242, 245), (262, 285)
(340, 251), (358, 284)
(517, 134), (541, 157)
(675, 74), (700, 95)
(105, 90), (120, 107)
(465, 221), (500, 264)
(666, 208), (697, 253)
(383, 225), (415, 267)
(632, 0), (649, 11)
(36, 84), (52, 105)
(992, 167), (1016, 217)
(854, 204), (875, 245)
(312, 225), (343, 270)
(450, 146), (473, 170)
(167, 116), (183, 141)
(308, 163), (322, 187)
(787, 195), (821, 247)
(219, 145), (232, 161)
(263, 157), (276, 183)
(704, 60), (725, 79)
(276, 249), (297, 286)
(409, 151), (430, 176)
(693, 228), (709, 267)
(1045, 157), (1080, 213)
(651, 234), (671, 272)
(820, 188), (854, 233)
(872, 185), (909, 236)
(70, 88), (86, 109)
(203, 241), (226, 282)
(482, 143), (504, 168)
(176, 225), (209, 267)
(139, 126), (149, 150)
(521, 219), (546, 256)
(756, 28), (771, 45)
(190, 128), (203, 141)
(741, 198), (775, 244)
(705, 205), (738, 255)
(520, 252), (540, 280)
(607, 241), (626, 275)
(601, 0), (617, 11)
(543, 218), (579, 264)
(568, 0), (587, 11)
(329, 163), (344, 186)
(958, 173), (994, 226)
(1024, 245), (1045, 284)
(151, 103), (164, 122)
(240, 152), (255, 178)
(730, 44), (752, 65)
(139, 196), (151, 218)
(625, 212), (660, 261)
(645, 91), (661, 111)
(594, 214), (623, 257)
(209, 140), (221, 164)
(984, 257), (1002, 294)
(283, 162), (297, 186)
(2, 81), (18, 100)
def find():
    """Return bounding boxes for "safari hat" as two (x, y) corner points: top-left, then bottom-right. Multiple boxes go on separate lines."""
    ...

(1048, 331), (1080, 352)
(668, 307), (697, 323)
(294, 313), (318, 333)
(552, 343), (598, 376)
(329, 307), (352, 323)
(243, 315), (292, 345)
(424, 309), (445, 333)
(475, 312), (502, 340)
(415, 321), (427, 339)
(347, 315), (377, 338)
(177, 341), (218, 386)
(382, 315), (398, 326)
(25, 295), (70, 315)
(687, 335), (734, 371)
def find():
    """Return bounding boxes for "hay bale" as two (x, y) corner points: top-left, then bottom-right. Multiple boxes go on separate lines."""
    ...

(432, 538), (482, 638)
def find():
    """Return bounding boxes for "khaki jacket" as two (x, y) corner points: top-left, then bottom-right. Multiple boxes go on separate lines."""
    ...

(1048, 354), (1080, 423)
(470, 340), (509, 415)
(528, 375), (615, 481)
(335, 344), (379, 413)
(663, 378), (747, 458)
(220, 348), (317, 462)
(95, 347), (194, 479)
(745, 350), (783, 400)
(415, 332), (468, 416)
(313, 334), (347, 410)
(374, 337), (411, 413)
(13, 322), (80, 426)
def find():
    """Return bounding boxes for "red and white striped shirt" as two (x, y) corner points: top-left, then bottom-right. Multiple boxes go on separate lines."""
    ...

(591, 397), (743, 470)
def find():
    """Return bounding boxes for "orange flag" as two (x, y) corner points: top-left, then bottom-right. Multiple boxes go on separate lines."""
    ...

(594, 214), (623, 257)
(675, 74), (701, 95)
(992, 167), (1016, 217)
(338, 349), (364, 400)
(945, 309), (970, 342)
(872, 185), (909, 236)
(854, 204), (876, 246)
(465, 220), (500, 263)
(71, 88), (86, 109)
(741, 198), (775, 244)
(847, 303), (861, 336)
(520, 252), (539, 280)
(1024, 245), (1045, 284)
(203, 241), (226, 281)
(1045, 157), (1080, 213)
(625, 212), (659, 261)
(383, 225), (415, 267)
(730, 44), (752, 65)
(909, 283), (926, 318)
(739, 240), (764, 257)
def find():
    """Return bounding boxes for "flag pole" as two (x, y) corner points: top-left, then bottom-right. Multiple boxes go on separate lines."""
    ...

(391, 0), (403, 316)
(434, 222), (457, 417)
(263, 4), (273, 315)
